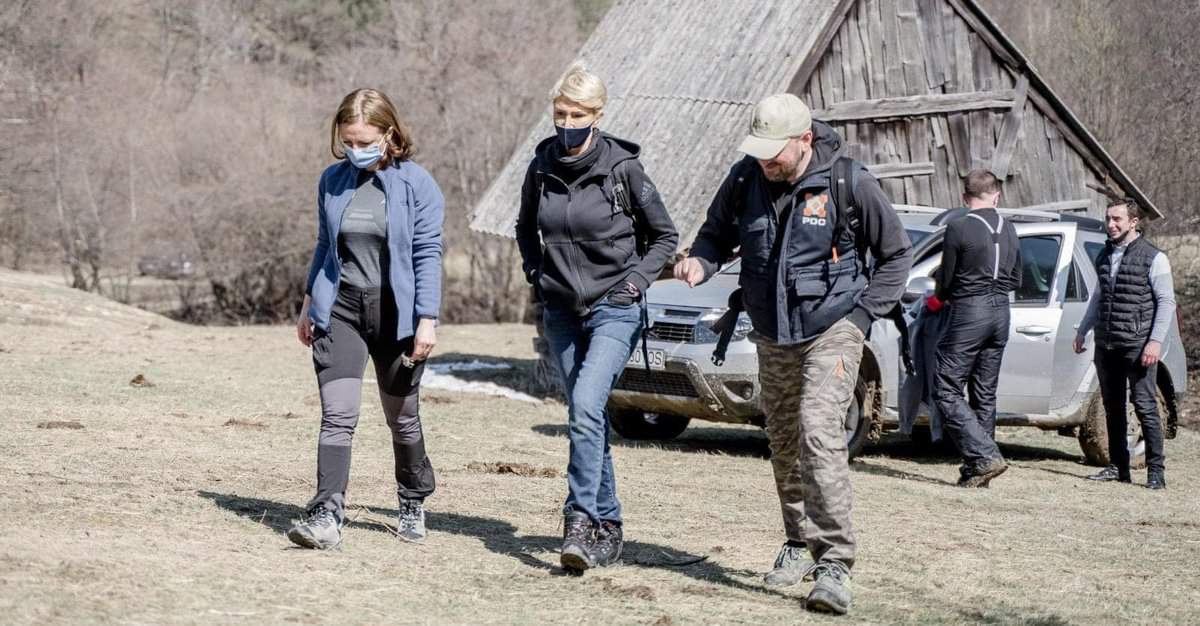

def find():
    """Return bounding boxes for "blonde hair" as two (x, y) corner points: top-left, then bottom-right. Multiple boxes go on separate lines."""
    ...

(329, 88), (416, 166)
(550, 62), (607, 111)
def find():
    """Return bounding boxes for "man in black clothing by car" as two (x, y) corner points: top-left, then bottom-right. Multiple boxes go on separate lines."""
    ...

(1074, 199), (1174, 490)
(930, 170), (1021, 487)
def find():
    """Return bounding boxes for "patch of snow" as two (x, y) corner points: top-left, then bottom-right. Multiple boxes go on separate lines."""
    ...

(419, 370), (540, 404)
(427, 360), (512, 373)
(362, 360), (538, 404)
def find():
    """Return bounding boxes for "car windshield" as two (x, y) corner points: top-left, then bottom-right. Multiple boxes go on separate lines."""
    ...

(719, 227), (931, 275)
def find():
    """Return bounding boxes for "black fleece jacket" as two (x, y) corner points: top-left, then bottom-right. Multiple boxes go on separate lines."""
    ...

(515, 131), (678, 315)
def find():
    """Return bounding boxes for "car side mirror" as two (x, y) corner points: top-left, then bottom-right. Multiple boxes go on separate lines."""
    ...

(902, 276), (936, 304)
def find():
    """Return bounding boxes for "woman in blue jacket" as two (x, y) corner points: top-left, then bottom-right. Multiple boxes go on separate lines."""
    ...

(515, 63), (678, 572)
(289, 88), (445, 549)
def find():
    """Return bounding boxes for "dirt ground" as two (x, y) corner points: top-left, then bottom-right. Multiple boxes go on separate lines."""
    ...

(2, 268), (1199, 625)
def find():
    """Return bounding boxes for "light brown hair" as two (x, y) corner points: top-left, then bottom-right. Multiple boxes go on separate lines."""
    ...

(329, 88), (416, 166)
(963, 169), (1002, 199)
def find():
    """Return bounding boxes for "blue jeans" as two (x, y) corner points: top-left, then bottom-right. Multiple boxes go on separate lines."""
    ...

(543, 301), (642, 524)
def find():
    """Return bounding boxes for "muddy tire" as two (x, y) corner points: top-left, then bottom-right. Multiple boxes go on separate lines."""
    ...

(846, 377), (872, 460)
(1077, 387), (1166, 468)
(610, 409), (690, 440)
(747, 378), (872, 458)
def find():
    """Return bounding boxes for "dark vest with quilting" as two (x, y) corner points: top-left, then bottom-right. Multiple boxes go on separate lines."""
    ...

(1094, 235), (1158, 349)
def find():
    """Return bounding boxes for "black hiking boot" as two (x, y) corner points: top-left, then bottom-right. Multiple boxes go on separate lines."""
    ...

(1087, 465), (1131, 483)
(560, 511), (595, 573)
(1147, 473), (1167, 490)
(592, 520), (624, 567)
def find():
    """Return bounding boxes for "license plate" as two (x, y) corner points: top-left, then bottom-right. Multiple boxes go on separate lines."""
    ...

(627, 348), (666, 370)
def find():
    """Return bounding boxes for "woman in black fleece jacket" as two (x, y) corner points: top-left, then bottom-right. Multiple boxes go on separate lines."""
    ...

(515, 62), (677, 573)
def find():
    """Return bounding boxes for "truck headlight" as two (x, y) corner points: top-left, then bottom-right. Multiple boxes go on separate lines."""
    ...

(695, 310), (753, 344)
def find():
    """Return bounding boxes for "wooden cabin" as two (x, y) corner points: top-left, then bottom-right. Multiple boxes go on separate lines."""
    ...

(469, 0), (1159, 390)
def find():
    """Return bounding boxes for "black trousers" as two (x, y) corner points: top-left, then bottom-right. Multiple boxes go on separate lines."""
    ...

(934, 294), (1009, 473)
(1095, 345), (1165, 476)
(306, 285), (435, 521)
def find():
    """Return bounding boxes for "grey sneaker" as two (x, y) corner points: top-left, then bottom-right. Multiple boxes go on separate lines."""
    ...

(287, 505), (342, 550)
(764, 543), (814, 587)
(396, 497), (427, 544)
(805, 560), (852, 615)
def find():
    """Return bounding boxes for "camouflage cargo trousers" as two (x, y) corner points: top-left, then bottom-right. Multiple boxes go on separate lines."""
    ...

(754, 317), (865, 569)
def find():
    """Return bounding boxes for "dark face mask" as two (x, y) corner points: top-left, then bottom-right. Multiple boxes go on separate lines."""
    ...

(555, 124), (593, 150)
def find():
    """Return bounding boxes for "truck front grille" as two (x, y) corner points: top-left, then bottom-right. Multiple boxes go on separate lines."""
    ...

(647, 322), (695, 343)
(614, 369), (699, 398)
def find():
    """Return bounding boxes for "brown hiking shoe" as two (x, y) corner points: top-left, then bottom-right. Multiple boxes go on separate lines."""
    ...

(592, 520), (624, 567)
(957, 457), (1008, 488)
(560, 511), (595, 573)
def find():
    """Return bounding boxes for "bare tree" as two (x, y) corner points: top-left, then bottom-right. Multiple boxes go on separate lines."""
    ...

(0, 0), (587, 324)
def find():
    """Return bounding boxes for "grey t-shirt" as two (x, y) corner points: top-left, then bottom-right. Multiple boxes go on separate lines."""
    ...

(337, 172), (389, 289)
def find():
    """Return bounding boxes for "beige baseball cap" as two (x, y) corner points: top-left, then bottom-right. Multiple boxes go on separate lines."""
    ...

(737, 93), (813, 160)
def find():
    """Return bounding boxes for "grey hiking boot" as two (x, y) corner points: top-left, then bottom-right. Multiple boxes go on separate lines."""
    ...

(396, 497), (427, 544)
(764, 543), (814, 587)
(560, 511), (595, 573)
(287, 505), (342, 550)
(805, 560), (852, 615)
(592, 520), (624, 567)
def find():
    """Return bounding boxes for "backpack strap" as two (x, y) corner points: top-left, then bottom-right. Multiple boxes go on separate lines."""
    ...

(609, 161), (648, 256)
(607, 160), (655, 373)
(831, 156), (868, 276)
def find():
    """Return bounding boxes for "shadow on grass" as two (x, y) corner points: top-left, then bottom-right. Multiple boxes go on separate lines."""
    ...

(425, 352), (559, 401)
(531, 423), (770, 459)
(850, 460), (957, 486)
(199, 491), (790, 601)
(867, 432), (1082, 465)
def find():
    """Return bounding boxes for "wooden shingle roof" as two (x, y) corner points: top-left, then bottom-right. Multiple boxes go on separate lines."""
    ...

(470, 0), (1157, 245)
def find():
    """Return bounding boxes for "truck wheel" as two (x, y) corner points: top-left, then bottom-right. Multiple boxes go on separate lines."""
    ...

(747, 378), (870, 457)
(1077, 387), (1164, 468)
(609, 409), (690, 440)
(846, 378), (871, 459)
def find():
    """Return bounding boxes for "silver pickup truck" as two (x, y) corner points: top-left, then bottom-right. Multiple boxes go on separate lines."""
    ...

(607, 210), (1186, 466)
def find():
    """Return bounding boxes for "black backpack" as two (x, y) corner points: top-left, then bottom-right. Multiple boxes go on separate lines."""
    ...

(607, 161), (648, 257)
(712, 156), (913, 372)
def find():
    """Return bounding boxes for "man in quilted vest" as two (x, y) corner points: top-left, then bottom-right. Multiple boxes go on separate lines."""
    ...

(1074, 200), (1175, 490)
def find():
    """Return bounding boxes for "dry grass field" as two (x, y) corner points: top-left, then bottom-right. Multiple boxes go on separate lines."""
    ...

(2, 267), (1198, 625)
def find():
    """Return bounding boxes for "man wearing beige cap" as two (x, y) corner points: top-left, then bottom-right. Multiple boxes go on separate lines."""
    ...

(675, 94), (912, 615)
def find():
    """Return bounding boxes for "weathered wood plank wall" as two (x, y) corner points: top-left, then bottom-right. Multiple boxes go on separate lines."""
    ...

(800, 0), (1108, 213)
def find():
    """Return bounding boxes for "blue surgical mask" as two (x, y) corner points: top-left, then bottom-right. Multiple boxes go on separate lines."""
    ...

(555, 124), (593, 150)
(344, 138), (385, 169)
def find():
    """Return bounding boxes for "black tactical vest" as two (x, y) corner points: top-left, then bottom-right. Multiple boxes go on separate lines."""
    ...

(1094, 236), (1158, 349)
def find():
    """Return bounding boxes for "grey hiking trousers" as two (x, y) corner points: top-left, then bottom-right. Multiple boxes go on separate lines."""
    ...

(305, 285), (435, 523)
(755, 317), (864, 569)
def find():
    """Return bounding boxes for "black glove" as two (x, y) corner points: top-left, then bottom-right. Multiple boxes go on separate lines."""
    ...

(606, 281), (641, 306)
